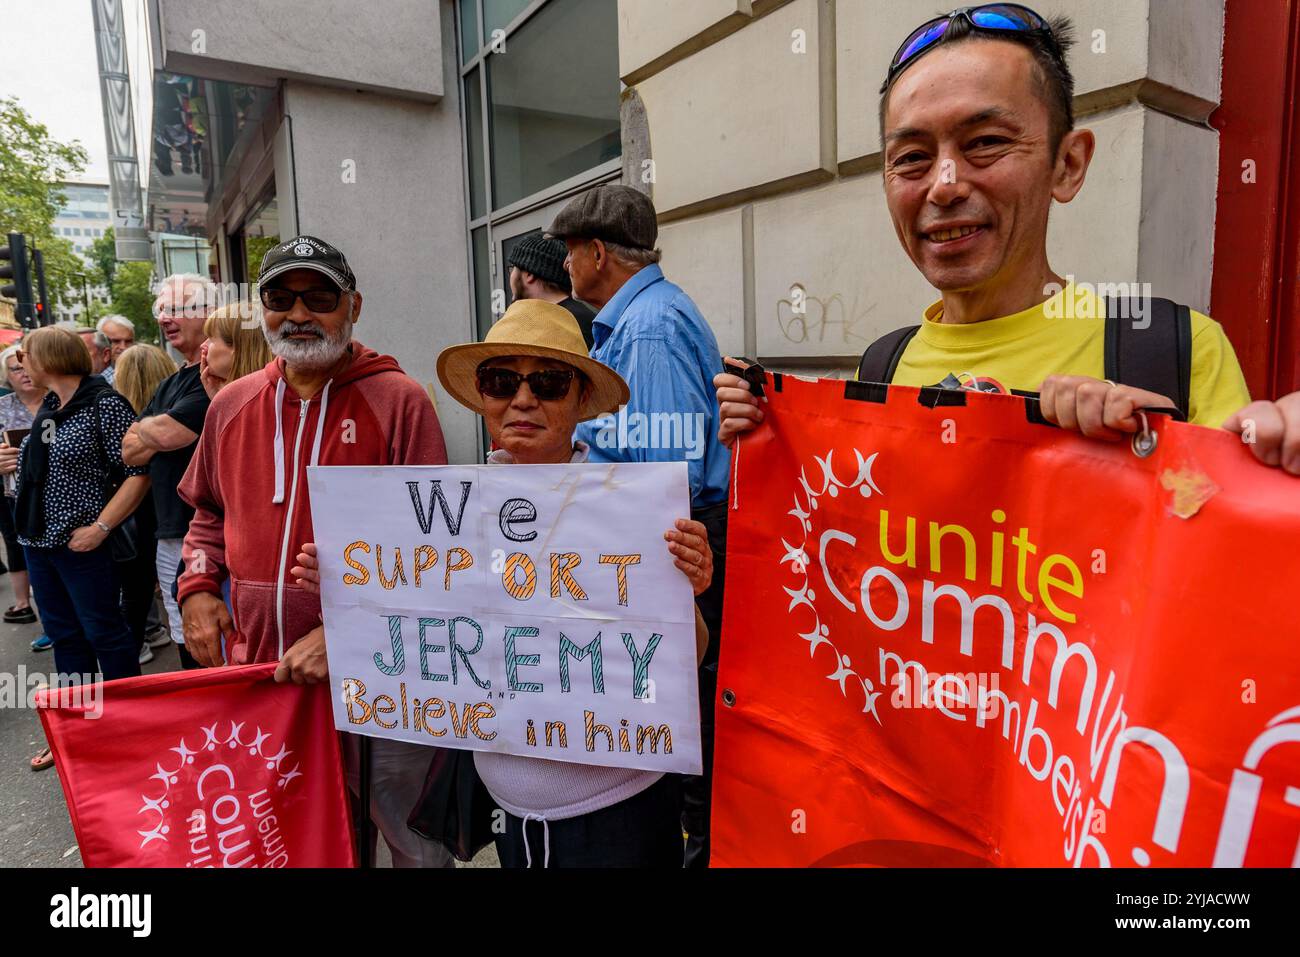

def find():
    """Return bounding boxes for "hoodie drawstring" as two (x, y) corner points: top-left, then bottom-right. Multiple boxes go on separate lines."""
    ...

(272, 378), (334, 502)
(309, 380), (332, 468)
(521, 814), (550, 869)
(271, 378), (287, 504)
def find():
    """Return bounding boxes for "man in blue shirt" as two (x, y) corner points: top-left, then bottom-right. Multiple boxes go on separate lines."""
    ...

(548, 185), (729, 868)
(550, 186), (730, 508)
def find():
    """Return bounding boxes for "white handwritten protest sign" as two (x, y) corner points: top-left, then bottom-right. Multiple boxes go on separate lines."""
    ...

(307, 462), (702, 774)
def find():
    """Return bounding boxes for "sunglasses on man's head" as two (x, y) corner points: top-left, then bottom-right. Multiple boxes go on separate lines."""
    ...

(259, 286), (343, 313)
(476, 366), (576, 402)
(888, 4), (1055, 86)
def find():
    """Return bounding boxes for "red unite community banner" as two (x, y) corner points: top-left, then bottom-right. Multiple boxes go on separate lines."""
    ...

(37, 663), (356, 868)
(712, 374), (1300, 867)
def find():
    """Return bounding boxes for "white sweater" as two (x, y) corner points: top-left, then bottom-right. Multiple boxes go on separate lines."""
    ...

(474, 442), (663, 820)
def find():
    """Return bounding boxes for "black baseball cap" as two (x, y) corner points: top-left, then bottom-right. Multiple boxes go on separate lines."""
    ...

(546, 185), (658, 251)
(258, 235), (356, 291)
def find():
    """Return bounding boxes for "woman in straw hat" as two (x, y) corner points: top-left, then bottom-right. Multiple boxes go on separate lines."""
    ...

(294, 299), (712, 867)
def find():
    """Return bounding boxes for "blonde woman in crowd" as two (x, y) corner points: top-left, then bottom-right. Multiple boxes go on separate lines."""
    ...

(199, 302), (273, 399)
(115, 345), (177, 416)
(114, 345), (178, 664)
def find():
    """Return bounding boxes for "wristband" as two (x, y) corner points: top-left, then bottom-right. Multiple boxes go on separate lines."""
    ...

(94, 521), (112, 534)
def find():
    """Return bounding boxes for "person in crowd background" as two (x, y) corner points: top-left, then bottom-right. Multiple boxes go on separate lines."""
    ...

(548, 184), (730, 868)
(0, 328), (150, 771)
(113, 344), (178, 665)
(0, 344), (44, 640)
(69, 325), (113, 380)
(122, 273), (213, 670)
(198, 301), (274, 399)
(507, 233), (597, 349)
(97, 314), (136, 385)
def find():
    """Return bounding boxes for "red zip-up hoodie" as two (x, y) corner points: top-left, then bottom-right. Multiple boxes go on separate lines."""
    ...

(177, 342), (448, 664)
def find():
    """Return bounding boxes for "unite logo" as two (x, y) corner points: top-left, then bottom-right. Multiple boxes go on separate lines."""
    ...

(781, 447), (886, 722)
(138, 721), (304, 868)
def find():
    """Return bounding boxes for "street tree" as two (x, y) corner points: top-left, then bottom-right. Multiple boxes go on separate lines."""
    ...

(0, 97), (93, 315)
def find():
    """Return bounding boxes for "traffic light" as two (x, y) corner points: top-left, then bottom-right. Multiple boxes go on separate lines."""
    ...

(0, 232), (36, 326)
(31, 246), (51, 326)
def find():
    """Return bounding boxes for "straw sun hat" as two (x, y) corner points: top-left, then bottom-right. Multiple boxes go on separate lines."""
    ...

(436, 299), (628, 421)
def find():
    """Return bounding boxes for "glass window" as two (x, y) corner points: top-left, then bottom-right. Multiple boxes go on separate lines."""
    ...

(471, 226), (492, 340)
(241, 195), (279, 284)
(485, 0), (533, 36)
(487, 0), (621, 210)
(465, 68), (487, 219)
(458, 0), (480, 61)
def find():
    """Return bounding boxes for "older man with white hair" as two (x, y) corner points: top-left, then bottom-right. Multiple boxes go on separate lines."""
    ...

(121, 273), (215, 667)
(96, 314), (135, 383)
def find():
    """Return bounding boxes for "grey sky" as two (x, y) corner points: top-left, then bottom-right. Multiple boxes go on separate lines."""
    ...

(0, 1), (113, 180)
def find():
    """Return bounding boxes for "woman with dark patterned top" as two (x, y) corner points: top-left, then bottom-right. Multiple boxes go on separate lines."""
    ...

(0, 328), (153, 771)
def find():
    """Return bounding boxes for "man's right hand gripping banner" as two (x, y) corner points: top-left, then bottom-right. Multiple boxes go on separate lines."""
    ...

(711, 374), (1300, 867)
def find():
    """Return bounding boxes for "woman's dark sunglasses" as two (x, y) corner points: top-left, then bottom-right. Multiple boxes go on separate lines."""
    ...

(888, 4), (1054, 85)
(477, 366), (576, 401)
(259, 286), (343, 313)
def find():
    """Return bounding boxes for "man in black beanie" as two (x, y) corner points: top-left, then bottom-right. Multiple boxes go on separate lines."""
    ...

(507, 233), (597, 348)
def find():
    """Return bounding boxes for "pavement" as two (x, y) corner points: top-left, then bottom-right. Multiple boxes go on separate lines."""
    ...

(0, 571), (498, 868)
(1, 569), (106, 868)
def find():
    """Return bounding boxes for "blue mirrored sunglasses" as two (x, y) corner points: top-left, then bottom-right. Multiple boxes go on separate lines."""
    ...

(888, 4), (1055, 85)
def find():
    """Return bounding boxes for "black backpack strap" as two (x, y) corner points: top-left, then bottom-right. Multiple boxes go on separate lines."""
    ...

(856, 326), (921, 384)
(1104, 297), (1192, 421)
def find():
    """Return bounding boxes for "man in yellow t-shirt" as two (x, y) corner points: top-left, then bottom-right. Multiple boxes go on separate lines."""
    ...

(715, 6), (1299, 474)
(893, 283), (1248, 429)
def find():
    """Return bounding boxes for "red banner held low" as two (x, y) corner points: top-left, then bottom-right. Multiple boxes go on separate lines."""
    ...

(38, 663), (356, 868)
(712, 375), (1300, 867)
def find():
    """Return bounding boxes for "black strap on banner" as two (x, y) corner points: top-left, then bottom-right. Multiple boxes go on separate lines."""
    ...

(1012, 388), (1054, 426)
(918, 385), (967, 408)
(845, 379), (888, 404)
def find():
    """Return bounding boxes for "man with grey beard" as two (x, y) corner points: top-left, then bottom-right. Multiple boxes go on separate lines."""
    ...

(176, 235), (453, 867)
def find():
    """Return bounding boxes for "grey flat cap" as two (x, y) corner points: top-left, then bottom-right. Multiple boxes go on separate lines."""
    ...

(546, 185), (658, 251)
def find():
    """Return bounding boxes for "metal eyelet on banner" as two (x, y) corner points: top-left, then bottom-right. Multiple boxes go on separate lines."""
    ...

(721, 688), (737, 707)
(1131, 411), (1158, 458)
